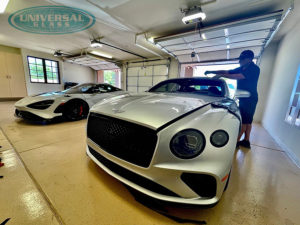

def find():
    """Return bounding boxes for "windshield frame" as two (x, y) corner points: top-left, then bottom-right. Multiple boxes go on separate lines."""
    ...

(148, 78), (229, 98)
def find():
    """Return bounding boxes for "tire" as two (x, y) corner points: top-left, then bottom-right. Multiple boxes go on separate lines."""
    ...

(63, 100), (89, 121)
(224, 170), (231, 191)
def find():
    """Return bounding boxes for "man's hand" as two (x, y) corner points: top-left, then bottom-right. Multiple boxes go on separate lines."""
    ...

(213, 75), (222, 79)
(204, 71), (213, 76)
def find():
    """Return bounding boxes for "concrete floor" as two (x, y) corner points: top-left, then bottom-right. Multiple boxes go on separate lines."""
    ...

(0, 101), (300, 225)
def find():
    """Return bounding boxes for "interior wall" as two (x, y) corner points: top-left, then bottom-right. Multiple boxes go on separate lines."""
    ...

(253, 42), (279, 122)
(262, 22), (300, 167)
(21, 48), (96, 95)
(62, 62), (96, 84)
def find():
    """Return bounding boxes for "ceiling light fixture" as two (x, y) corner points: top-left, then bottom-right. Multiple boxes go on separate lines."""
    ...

(182, 6), (206, 25)
(90, 39), (103, 48)
(0, 0), (9, 13)
(90, 50), (112, 59)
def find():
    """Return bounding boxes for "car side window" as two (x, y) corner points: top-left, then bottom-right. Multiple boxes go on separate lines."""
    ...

(154, 83), (181, 92)
(80, 85), (95, 94)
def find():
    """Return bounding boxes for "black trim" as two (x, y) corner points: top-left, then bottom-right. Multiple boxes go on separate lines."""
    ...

(88, 147), (180, 197)
(157, 103), (211, 132)
(210, 130), (229, 148)
(181, 173), (217, 198)
(15, 110), (46, 121)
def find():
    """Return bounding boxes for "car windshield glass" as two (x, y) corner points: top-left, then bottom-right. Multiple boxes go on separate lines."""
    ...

(62, 84), (121, 94)
(62, 84), (95, 94)
(149, 79), (225, 97)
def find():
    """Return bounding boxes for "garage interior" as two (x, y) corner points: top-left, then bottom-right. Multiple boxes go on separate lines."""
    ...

(0, 0), (300, 224)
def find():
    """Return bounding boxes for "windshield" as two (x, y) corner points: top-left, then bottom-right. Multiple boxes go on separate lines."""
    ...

(62, 84), (121, 94)
(149, 79), (227, 97)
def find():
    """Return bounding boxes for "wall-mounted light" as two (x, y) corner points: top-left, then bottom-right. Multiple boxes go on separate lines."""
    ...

(90, 39), (103, 48)
(90, 50), (112, 59)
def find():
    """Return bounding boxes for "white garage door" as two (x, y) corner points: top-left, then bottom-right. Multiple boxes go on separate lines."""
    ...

(126, 62), (170, 92)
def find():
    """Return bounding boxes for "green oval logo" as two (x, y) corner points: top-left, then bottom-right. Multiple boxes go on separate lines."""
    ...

(8, 6), (95, 34)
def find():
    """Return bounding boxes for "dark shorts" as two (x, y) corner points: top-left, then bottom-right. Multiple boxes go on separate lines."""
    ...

(239, 97), (258, 124)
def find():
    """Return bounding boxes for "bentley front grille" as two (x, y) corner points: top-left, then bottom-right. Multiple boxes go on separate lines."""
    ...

(87, 113), (157, 168)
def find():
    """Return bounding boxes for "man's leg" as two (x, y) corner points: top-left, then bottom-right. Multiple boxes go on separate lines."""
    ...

(237, 124), (251, 148)
(237, 124), (247, 141)
(244, 124), (252, 141)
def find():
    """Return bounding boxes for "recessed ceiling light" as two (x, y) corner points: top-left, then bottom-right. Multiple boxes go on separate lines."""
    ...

(226, 45), (230, 49)
(90, 40), (103, 48)
(90, 51), (112, 59)
(0, 0), (9, 13)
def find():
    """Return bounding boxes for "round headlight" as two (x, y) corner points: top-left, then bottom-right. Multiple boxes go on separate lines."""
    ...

(210, 130), (229, 147)
(170, 129), (206, 159)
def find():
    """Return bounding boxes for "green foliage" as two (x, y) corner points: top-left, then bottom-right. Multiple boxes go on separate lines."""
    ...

(104, 70), (116, 86)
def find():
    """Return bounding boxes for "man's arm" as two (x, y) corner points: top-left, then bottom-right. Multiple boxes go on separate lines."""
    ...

(205, 70), (245, 80)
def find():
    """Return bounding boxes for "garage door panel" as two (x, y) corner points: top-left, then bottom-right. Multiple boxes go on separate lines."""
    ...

(154, 65), (168, 76)
(138, 86), (150, 92)
(138, 76), (153, 86)
(138, 67), (153, 76)
(126, 63), (170, 92)
(127, 77), (138, 86)
(127, 86), (138, 92)
(128, 67), (139, 76)
(153, 76), (168, 85)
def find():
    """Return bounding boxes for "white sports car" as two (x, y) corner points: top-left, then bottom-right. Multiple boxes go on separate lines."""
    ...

(15, 83), (126, 122)
(86, 78), (248, 206)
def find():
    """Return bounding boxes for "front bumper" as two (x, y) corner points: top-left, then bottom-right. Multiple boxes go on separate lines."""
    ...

(87, 140), (229, 206)
(86, 107), (239, 206)
(15, 106), (62, 121)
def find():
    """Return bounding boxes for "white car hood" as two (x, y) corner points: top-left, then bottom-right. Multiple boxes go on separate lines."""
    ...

(15, 92), (64, 107)
(90, 92), (225, 129)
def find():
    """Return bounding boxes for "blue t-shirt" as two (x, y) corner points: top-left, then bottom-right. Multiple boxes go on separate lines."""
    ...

(229, 62), (260, 98)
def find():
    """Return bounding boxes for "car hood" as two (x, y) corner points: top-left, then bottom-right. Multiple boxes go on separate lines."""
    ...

(15, 92), (65, 107)
(90, 92), (225, 130)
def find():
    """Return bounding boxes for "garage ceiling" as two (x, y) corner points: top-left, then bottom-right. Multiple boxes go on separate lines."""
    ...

(154, 11), (283, 63)
(0, 0), (292, 61)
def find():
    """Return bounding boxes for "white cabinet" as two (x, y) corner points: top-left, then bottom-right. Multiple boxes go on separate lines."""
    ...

(0, 51), (27, 98)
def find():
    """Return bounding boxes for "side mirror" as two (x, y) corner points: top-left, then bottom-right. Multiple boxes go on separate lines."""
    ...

(235, 89), (251, 98)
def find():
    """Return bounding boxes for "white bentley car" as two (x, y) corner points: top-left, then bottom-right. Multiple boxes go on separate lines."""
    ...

(86, 78), (247, 206)
(15, 83), (126, 122)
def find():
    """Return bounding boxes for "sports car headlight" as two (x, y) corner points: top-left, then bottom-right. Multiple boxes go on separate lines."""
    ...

(170, 129), (206, 159)
(210, 130), (229, 147)
(27, 100), (54, 109)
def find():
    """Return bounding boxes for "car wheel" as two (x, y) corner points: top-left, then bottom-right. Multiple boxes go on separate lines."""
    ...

(63, 100), (89, 121)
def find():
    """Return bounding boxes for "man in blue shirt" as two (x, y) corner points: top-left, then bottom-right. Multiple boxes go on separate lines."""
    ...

(205, 50), (260, 148)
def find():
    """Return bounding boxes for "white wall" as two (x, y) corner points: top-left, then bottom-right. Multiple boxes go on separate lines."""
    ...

(62, 62), (95, 84)
(262, 23), (300, 167)
(21, 48), (96, 95)
(254, 43), (279, 122)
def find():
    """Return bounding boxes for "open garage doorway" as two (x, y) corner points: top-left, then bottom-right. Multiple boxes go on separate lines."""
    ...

(97, 69), (121, 88)
(181, 60), (256, 97)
